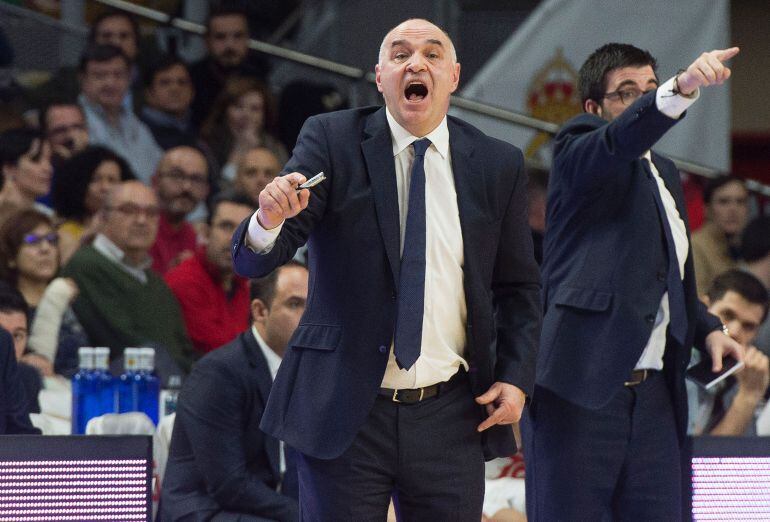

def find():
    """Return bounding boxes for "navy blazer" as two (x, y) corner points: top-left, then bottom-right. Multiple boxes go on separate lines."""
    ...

(0, 328), (40, 435)
(232, 106), (541, 460)
(538, 91), (721, 437)
(160, 330), (298, 521)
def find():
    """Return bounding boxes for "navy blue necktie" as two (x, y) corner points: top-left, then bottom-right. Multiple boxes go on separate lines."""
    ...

(394, 138), (431, 370)
(643, 158), (688, 345)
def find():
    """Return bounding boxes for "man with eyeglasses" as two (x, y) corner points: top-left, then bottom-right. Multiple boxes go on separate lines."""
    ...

(150, 146), (210, 275)
(61, 181), (195, 380)
(523, 43), (744, 520)
(41, 102), (89, 167)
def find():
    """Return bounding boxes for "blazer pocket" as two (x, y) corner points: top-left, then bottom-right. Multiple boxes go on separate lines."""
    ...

(290, 324), (342, 351)
(552, 286), (612, 312)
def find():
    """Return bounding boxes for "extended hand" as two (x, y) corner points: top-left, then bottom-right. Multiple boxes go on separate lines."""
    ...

(475, 382), (526, 432)
(257, 172), (311, 230)
(736, 347), (770, 398)
(705, 328), (745, 372)
(677, 47), (739, 95)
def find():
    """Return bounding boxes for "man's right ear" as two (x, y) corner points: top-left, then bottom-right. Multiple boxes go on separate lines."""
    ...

(584, 99), (602, 116)
(251, 298), (268, 324)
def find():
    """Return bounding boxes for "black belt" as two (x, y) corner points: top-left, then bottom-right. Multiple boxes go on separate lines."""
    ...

(379, 369), (466, 404)
(624, 369), (658, 387)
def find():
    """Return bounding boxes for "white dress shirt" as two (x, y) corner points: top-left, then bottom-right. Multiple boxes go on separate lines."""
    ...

(634, 77), (699, 370)
(245, 109), (468, 389)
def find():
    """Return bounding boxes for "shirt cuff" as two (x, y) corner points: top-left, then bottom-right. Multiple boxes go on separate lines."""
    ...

(656, 76), (700, 120)
(246, 211), (283, 253)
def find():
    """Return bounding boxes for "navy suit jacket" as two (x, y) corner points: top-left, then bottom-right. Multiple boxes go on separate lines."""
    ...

(0, 328), (40, 435)
(160, 330), (298, 521)
(232, 106), (541, 460)
(538, 91), (721, 437)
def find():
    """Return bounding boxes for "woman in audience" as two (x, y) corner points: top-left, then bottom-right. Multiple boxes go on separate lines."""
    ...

(51, 146), (135, 264)
(0, 127), (53, 221)
(0, 209), (88, 376)
(200, 76), (287, 191)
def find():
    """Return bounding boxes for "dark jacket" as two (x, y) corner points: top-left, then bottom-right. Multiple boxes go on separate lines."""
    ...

(0, 329), (40, 435)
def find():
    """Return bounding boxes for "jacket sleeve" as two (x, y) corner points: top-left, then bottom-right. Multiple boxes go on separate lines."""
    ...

(693, 300), (724, 351)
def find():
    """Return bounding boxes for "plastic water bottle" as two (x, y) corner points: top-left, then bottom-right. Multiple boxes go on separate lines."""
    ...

(118, 348), (141, 413)
(162, 375), (182, 416)
(71, 347), (95, 435)
(138, 347), (160, 425)
(92, 347), (115, 417)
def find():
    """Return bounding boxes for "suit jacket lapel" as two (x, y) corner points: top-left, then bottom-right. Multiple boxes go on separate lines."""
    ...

(362, 108), (401, 284)
(242, 330), (281, 481)
(449, 119), (487, 233)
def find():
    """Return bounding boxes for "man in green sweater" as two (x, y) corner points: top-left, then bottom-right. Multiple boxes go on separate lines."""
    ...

(61, 181), (194, 379)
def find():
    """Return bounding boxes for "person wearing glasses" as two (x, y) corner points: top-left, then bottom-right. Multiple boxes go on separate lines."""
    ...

(61, 181), (194, 380)
(149, 146), (211, 275)
(522, 43), (744, 520)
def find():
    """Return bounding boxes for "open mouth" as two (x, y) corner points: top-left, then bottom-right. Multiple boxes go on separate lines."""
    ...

(404, 82), (428, 102)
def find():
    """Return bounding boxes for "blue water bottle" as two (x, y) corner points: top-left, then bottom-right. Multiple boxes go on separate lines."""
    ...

(138, 347), (160, 425)
(118, 348), (141, 413)
(92, 347), (115, 416)
(71, 347), (95, 434)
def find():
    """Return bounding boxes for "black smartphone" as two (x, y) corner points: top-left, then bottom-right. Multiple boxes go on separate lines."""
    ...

(686, 355), (744, 390)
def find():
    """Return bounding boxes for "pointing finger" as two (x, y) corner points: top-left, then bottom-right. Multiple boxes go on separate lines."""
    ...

(714, 47), (740, 62)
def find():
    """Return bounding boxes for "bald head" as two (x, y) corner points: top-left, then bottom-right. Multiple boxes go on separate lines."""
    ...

(154, 146), (209, 220)
(102, 181), (160, 265)
(378, 18), (457, 65)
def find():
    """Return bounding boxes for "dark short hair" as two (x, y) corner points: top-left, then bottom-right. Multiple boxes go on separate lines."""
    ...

(89, 10), (141, 51)
(578, 43), (658, 106)
(206, 2), (250, 33)
(0, 281), (29, 318)
(0, 127), (44, 168)
(78, 44), (130, 73)
(52, 146), (135, 222)
(707, 269), (769, 322)
(207, 192), (254, 226)
(742, 216), (770, 263)
(39, 100), (84, 135)
(249, 261), (305, 308)
(702, 175), (747, 205)
(143, 54), (190, 89)
(0, 209), (55, 286)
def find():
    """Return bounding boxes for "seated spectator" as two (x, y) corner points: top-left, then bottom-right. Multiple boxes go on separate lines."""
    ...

(200, 76), (287, 190)
(0, 328), (40, 435)
(229, 146), (280, 206)
(688, 269), (769, 436)
(0, 128), (53, 217)
(41, 101), (90, 167)
(165, 194), (253, 354)
(692, 176), (749, 295)
(51, 145), (135, 263)
(161, 262), (307, 521)
(742, 216), (770, 355)
(78, 44), (162, 183)
(149, 146), (210, 274)
(61, 181), (194, 378)
(0, 209), (88, 376)
(0, 283), (42, 417)
(188, 4), (271, 129)
(140, 56), (198, 150)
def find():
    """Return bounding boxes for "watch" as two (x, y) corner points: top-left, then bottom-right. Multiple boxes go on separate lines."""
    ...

(720, 323), (730, 337)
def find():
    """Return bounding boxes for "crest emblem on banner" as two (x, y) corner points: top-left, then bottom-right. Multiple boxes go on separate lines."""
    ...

(525, 48), (581, 161)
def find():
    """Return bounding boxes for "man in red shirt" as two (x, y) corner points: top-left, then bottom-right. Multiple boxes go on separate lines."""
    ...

(165, 193), (254, 354)
(150, 146), (209, 274)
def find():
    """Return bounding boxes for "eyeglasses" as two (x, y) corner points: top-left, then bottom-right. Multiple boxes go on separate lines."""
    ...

(22, 232), (59, 247)
(602, 87), (657, 105)
(106, 204), (161, 219)
(47, 123), (86, 138)
(160, 169), (208, 187)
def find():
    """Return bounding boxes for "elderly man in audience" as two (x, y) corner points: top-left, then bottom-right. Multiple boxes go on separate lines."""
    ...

(741, 217), (770, 356)
(0, 128), (53, 218)
(188, 4), (271, 128)
(228, 146), (281, 206)
(688, 269), (770, 436)
(691, 176), (750, 295)
(78, 44), (162, 183)
(161, 262), (306, 521)
(60, 181), (194, 379)
(149, 146), (210, 274)
(40, 101), (89, 167)
(140, 56), (198, 150)
(165, 193), (253, 355)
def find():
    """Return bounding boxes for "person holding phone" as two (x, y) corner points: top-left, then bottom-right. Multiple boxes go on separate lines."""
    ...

(231, 18), (541, 519)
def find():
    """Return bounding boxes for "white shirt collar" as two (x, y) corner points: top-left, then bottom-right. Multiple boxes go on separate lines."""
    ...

(385, 107), (449, 159)
(251, 325), (282, 380)
(92, 233), (152, 281)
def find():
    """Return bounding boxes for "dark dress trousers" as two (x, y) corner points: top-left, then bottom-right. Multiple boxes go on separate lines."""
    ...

(231, 106), (541, 463)
(161, 330), (298, 521)
(523, 91), (722, 520)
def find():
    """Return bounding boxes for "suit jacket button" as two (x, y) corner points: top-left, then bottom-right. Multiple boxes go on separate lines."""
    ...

(379, 345), (387, 354)
(645, 314), (656, 324)
(657, 271), (666, 282)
